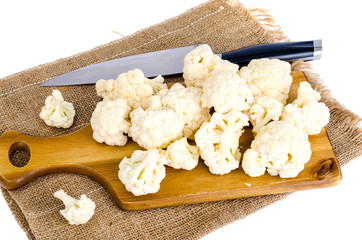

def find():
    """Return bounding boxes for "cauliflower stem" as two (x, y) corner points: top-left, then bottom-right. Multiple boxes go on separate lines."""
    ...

(195, 110), (249, 175)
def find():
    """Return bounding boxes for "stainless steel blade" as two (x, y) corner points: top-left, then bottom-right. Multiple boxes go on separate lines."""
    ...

(41, 45), (200, 86)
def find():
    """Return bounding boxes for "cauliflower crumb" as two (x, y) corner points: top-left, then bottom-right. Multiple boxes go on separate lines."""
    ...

(238, 58), (292, 105)
(242, 121), (311, 178)
(129, 107), (184, 149)
(163, 137), (200, 170)
(161, 83), (211, 139)
(53, 190), (95, 225)
(195, 110), (249, 175)
(90, 99), (131, 146)
(118, 149), (166, 196)
(201, 70), (253, 113)
(281, 81), (330, 135)
(95, 69), (167, 109)
(183, 44), (239, 88)
(39, 89), (75, 128)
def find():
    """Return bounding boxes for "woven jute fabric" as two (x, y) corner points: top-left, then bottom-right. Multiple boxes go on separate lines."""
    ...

(1, 0), (361, 239)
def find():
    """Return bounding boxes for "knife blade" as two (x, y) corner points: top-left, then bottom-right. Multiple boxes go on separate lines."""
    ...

(41, 40), (322, 86)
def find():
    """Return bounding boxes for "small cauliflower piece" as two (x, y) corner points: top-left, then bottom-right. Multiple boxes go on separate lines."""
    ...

(163, 137), (200, 170)
(247, 95), (284, 135)
(195, 110), (249, 175)
(183, 44), (239, 88)
(201, 70), (253, 113)
(242, 121), (311, 178)
(129, 107), (184, 149)
(39, 89), (75, 128)
(281, 81), (330, 135)
(118, 149), (166, 196)
(238, 58), (292, 105)
(292, 81), (321, 106)
(144, 75), (168, 94)
(95, 69), (167, 109)
(242, 148), (266, 177)
(161, 83), (211, 139)
(53, 190), (95, 225)
(90, 99), (131, 146)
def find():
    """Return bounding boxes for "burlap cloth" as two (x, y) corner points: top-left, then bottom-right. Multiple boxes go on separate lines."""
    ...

(1, 0), (361, 239)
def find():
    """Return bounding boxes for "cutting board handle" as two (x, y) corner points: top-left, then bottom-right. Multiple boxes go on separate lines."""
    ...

(0, 127), (87, 190)
(0, 125), (139, 190)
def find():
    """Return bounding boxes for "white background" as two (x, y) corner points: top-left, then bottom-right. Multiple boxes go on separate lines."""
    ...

(0, 0), (361, 239)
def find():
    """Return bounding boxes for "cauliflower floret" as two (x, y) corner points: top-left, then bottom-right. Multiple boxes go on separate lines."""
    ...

(183, 44), (239, 88)
(144, 75), (168, 94)
(292, 81), (321, 106)
(201, 70), (253, 113)
(118, 149), (166, 196)
(129, 107), (184, 149)
(195, 110), (249, 175)
(95, 69), (167, 109)
(53, 190), (95, 225)
(281, 81), (330, 135)
(39, 89), (75, 128)
(163, 137), (200, 170)
(238, 58), (292, 105)
(242, 121), (311, 178)
(90, 99), (131, 146)
(247, 95), (284, 135)
(161, 83), (211, 139)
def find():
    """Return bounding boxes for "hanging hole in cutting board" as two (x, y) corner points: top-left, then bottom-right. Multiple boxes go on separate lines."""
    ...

(8, 141), (31, 168)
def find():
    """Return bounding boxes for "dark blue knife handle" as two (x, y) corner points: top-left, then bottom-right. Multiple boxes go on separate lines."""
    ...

(221, 40), (322, 64)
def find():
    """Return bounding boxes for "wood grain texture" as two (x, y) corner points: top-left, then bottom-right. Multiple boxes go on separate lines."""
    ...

(0, 71), (342, 210)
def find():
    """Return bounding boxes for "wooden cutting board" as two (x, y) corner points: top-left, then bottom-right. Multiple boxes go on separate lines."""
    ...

(0, 71), (341, 211)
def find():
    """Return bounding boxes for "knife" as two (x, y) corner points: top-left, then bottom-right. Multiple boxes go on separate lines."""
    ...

(41, 40), (322, 86)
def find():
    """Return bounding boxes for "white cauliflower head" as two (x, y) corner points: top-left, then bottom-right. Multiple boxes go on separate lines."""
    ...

(90, 99), (131, 146)
(161, 83), (211, 139)
(201, 70), (253, 113)
(281, 81), (330, 135)
(238, 58), (292, 105)
(39, 89), (75, 128)
(242, 121), (311, 178)
(53, 190), (96, 225)
(118, 149), (166, 196)
(183, 44), (239, 88)
(195, 110), (249, 175)
(247, 94), (284, 135)
(162, 137), (200, 170)
(129, 107), (184, 149)
(95, 69), (167, 109)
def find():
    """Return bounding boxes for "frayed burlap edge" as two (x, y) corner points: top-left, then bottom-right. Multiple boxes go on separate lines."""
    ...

(250, 8), (362, 164)
(249, 8), (289, 42)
